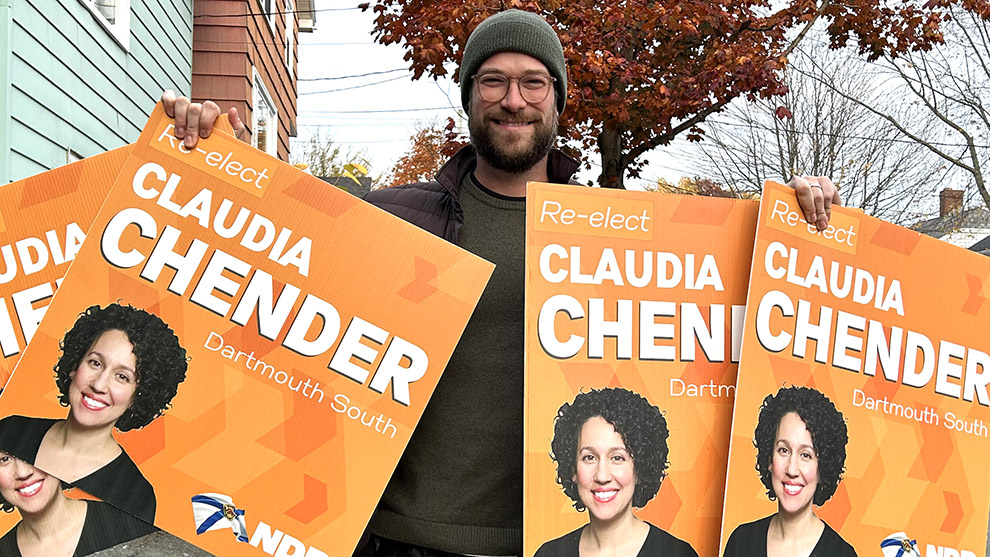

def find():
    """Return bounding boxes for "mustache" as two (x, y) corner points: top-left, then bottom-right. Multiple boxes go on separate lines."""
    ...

(484, 109), (542, 123)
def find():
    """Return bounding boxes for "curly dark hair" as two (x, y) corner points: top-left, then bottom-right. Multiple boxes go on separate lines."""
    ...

(53, 303), (188, 432)
(550, 387), (669, 511)
(754, 386), (848, 506)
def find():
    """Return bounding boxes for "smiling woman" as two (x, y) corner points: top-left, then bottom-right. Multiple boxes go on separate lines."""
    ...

(0, 303), (188, 524)
(0, 451), (157, 556)
(722, 386), (857, 557)
(535, 387), (698, 557)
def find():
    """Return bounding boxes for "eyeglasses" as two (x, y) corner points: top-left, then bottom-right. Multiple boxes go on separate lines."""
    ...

(471, 73), (556, 104)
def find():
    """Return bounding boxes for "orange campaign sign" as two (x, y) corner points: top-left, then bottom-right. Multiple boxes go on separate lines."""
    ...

(0, 105), (493, 556)
(524, 182), (758, 557)
(0, 117), (235, 390)
(720, 181), (990, 556)
(0, 146), (130, 388)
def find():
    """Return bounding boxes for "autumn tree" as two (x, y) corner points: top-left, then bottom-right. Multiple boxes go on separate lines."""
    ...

(806, 5), (990, 213)
(361, 0), (990, 188)
(291, 128), (367, 178)
(385, 119), (465, 187)
(648, 176), (749, 199)
(681, 40), (951, 225)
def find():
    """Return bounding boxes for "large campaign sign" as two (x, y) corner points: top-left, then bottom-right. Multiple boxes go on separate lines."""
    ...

(0, 146), (130, 387)
(721, 181), (990, 556)
(0, 105), (493, 556)
(524, 182), (757, 557)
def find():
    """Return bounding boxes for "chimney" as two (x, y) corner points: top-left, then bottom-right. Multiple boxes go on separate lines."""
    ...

(940, 188), (964, 217)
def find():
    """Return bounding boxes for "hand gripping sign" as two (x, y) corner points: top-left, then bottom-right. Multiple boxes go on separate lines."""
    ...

(524, 182), (758, 557)
(721, 182), (990, 557)
(0, 105), (492, 556)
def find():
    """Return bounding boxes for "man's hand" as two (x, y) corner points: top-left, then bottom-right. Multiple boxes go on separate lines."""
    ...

(787, 176), (841, 231)
(160, 90), (248, 149)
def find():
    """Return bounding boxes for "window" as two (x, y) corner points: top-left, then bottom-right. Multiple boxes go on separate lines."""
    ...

(257, 0), (277, 33)
(285, 0), (295, 77)
(253, 70), (278, 156)
(81, 0), (131, 49)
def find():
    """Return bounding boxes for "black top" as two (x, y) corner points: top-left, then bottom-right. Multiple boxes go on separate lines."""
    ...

(0, 415), (156, 523)
(722, 515), (858, 557)
(0, 499), (157, 556)
(535, 523), (699, 557)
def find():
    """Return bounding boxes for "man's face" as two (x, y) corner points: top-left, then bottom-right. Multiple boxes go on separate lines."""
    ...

(468, 52), (558, 174)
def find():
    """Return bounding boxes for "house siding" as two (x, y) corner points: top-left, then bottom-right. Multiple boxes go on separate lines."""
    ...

(2, 0), (192, 183)
(192, 0), (297, 161)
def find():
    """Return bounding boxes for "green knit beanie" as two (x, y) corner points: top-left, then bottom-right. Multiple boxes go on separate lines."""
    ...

(460, 10), (567, 114)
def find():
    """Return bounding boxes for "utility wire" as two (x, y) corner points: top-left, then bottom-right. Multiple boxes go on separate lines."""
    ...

(708, 118), (990, 149)
(300, 75), (409, 94)
(300, 107), (453, 113)
(299, 68), (408, 81)
(192, 37), (378, 47)
(194, 6), (360, 19)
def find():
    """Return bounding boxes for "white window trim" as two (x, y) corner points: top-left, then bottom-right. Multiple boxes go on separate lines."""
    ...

(252, 68), (278, 156)
(256, 0), (277, 35)
(285, 0), (295, 76)
(80, 0), (131, 50)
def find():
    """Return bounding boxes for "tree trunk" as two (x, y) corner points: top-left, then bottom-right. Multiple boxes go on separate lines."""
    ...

(598, 127), (625, 189)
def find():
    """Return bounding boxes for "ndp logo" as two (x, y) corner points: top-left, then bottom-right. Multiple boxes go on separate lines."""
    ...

(534, 190), (653, 241)
(765, 190), (859, 255)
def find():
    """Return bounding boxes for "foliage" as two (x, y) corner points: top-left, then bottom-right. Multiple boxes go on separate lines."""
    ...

(811, 5), (990, 214)
(679, 38), (952, 225)
(385, 119), (463, 187)
(290, 129), (366, 180)
(648, 176), (752, 199)
(359, 0), (990, 188)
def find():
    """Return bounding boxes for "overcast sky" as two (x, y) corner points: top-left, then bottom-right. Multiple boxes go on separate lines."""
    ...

(294, 3), (689, 188)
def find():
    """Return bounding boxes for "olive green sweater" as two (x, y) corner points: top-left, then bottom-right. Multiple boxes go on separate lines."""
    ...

(370, 174), (527, 555)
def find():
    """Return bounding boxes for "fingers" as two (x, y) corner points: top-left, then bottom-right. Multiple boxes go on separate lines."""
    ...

(228, 107), (249, 144)
(161, 90), (177, 117)
(193, 100), (222, 148)
(160, 91), (224, 149)
(788, 176), (840, 231)
(172, 95), (191, 144)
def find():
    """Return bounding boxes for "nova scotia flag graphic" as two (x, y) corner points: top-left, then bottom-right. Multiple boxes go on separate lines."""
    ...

(191, 493), (249, 543)
(881, 532), (920, 557)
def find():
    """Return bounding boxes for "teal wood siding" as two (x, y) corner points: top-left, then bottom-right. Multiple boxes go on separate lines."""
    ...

(2, 0), (192, 183)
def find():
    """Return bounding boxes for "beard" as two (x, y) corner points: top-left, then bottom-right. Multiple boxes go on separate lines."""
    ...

(469, 107), (557, 174)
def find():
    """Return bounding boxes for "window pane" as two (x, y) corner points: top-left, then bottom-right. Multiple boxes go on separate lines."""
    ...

(93, 0), (116, 24)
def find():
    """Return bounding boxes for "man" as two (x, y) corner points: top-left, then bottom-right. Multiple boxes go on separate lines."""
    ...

(163, 10), (839, 556)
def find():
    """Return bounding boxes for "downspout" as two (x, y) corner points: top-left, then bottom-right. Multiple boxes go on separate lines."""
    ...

(0, 0), (11, 183)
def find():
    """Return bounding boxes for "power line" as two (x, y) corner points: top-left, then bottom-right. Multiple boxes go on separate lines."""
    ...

(300, 74), (409, 94)
(708, 117), (990, 149)
(191, 37), (378, 48)
(299, 107), (454, 113)
(193, 5), (360, 19)
(290, 131), (410, 144)
(298, 68), (408, 82)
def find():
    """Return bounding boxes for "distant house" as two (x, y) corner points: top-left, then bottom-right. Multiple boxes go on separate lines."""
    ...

(0, 0), (192, 183)
(914, 188), (990, 252)
(191, 0), (315, 161)
(319, 176), (372, 198)
(968, 234), (990, 256)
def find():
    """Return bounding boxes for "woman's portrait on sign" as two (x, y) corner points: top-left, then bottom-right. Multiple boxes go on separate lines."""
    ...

(722, 386), (857, 557)
(535, 387), (698, 557)
(0, 302), (188, 523)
